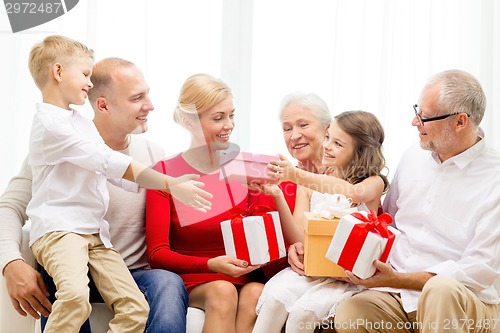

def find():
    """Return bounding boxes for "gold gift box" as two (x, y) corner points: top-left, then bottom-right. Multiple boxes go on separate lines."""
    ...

(303, 212), (346, 277)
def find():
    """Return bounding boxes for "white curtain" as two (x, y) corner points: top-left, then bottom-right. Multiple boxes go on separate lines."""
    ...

(1, 0), (499, 191)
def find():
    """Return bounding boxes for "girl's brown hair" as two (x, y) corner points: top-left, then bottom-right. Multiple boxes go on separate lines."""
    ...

(334, 111), (389, 193)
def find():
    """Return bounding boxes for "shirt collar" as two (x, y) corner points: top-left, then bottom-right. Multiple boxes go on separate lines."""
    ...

(36, 102), (75, 114)
(431, 127), (485, 169)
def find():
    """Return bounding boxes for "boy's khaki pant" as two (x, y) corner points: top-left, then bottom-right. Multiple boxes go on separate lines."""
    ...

(329, 275), (499, 333)
(32, 231), (149, 333)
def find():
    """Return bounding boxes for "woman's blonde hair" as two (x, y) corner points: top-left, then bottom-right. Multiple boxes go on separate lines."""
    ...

(173, 73), (232, 125)
(334, 111), (389, 193)
(28, 35), (94, 89)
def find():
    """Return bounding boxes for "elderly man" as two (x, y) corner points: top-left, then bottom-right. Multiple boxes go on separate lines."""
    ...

(333, 69), (500, 333)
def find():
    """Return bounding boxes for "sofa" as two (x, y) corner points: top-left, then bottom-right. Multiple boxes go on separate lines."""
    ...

(0, 223), (205, 333)
(1, 224), (499, 333)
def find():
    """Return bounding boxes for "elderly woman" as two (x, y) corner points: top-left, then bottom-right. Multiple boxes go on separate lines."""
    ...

(258, 92), (332, 281)
(280, 93), (332, 172)
(278, 92), (332, 212)
(145, 74), (276, 333)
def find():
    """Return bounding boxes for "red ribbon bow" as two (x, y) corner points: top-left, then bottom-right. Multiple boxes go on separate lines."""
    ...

(337, 210), (396, 273)
(226, 205), (280, 264)
(227, 204), (273, 219)
(350, 210), (393, 238)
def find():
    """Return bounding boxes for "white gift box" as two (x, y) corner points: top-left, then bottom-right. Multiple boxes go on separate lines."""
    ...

(220, 211), (286, 265)
(325, 212), (399, 279)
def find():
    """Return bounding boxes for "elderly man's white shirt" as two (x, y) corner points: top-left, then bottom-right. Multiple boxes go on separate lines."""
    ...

(27, 103), (132, 248)
(383, 129), (500, 312)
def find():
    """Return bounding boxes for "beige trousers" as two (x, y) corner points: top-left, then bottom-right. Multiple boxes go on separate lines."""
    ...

(32, 231), (149, 333)
(329, 275), (499, 333)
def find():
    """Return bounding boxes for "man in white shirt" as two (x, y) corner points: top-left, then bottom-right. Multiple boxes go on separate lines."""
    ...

(0, 57), (190, 332)
(333, 69), (500, 333)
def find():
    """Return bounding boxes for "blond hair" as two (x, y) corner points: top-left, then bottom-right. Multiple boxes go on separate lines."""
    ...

(28, 35), (94, 89)
(173, 73), (232, 125)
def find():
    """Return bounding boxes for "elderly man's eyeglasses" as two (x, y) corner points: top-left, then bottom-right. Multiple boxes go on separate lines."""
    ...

(413, 104), (469, 126)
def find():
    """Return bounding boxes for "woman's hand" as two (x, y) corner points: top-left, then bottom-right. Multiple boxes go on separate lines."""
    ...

(207, 256), (261, 278)
(169, 174), (213, 212)
(287, 242), (305, 275)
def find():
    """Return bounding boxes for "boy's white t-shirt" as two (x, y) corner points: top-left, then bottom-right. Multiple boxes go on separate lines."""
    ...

(27, 103), (132, 247)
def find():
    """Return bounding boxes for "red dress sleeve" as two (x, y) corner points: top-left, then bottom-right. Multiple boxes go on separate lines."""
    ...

(279, 181), (297, 214)
(146, 161), (212, 273)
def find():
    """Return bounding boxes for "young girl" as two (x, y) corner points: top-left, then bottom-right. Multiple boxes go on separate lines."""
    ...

(253, 111), (390, 333)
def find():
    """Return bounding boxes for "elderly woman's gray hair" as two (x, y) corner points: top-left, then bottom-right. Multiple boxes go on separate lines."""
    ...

(278, 92), (332, 126)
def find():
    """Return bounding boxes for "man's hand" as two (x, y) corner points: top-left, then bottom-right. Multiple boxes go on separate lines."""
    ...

(3, 259), (51, 318)
(345, 260), (398, 288)
(346, 260), (435, 291)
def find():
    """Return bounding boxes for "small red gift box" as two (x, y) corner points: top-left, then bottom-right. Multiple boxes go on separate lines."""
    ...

(220, 206), (286, 265)
(325, 211), (399, 279)
(220, 152), (279, 185)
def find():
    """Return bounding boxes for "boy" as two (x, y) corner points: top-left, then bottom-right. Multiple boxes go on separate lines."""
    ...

(26, 35), (211, 332)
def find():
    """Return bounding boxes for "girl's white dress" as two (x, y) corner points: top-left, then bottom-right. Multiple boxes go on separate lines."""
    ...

(256, 191), (365, 320)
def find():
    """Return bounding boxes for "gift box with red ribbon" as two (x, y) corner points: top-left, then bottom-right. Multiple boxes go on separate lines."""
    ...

(220, 205), (286, 265)
(220, 151), (279, 185)
(325, 210), (399, 279)
(302, 194), (357, 277)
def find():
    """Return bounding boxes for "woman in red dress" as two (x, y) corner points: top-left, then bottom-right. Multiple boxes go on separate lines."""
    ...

(146, 73), (275, 333)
